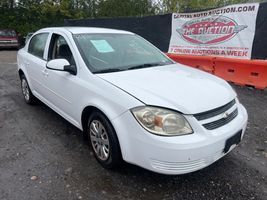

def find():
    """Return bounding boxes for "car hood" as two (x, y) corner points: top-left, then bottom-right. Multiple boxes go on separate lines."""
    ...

(97, 64), (236, 114)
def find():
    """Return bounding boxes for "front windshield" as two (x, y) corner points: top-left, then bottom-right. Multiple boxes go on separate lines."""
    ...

(73, 33), (174, 73)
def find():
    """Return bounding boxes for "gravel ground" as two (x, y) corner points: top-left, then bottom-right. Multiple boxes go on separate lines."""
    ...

(0, 50), (266, 200)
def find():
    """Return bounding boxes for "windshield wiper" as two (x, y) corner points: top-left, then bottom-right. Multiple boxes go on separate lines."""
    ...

(94, 68), (124, 74)
(127, 62), (171, 70)
(94, 61), (173, 73)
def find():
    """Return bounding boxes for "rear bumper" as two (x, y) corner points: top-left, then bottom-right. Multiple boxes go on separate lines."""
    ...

(112, 104), (248, 175)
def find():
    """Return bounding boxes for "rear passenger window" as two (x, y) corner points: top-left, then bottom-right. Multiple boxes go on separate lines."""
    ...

(28, 33), (49, 59)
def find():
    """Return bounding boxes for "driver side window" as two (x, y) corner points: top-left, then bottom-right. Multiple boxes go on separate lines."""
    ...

(48, 34), (75, 66)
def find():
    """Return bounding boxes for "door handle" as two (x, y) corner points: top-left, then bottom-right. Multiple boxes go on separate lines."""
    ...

(42, 69), (49, 77)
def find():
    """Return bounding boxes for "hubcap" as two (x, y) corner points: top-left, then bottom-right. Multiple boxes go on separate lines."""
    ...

(21, 79), (30, 101)
(89, 120), (110, 161)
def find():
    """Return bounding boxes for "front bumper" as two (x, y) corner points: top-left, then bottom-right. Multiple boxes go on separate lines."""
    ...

(112, 104), (248, 175)
(0, 43), (20, 48)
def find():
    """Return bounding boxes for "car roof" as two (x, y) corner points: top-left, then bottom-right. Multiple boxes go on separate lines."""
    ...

(39, 27), (134, 35)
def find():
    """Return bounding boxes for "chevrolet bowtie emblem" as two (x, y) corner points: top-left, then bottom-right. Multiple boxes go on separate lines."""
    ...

(222, 112), (229, 119)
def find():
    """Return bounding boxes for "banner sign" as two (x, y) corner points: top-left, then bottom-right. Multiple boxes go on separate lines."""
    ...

(168, 3), (259, 59)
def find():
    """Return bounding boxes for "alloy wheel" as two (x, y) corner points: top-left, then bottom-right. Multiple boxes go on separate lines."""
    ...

(89, 120), (110, 161)
(21, 79), (30, 101)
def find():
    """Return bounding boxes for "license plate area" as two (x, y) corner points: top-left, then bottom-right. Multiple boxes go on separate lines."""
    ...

(223, 130), (242, 153)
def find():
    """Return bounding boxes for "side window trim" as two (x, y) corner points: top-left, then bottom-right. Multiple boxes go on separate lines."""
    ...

(43, 33), (52, 61)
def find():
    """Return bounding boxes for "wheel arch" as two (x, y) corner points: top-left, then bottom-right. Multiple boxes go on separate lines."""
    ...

(81, 105), (99, 132)
(81, 105), (123, 158)
(81, 105), (118, 133)
(18, 67), (33, 90)
(18, 69), (24, 79)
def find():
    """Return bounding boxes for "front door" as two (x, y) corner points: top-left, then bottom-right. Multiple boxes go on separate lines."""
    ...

(42, 33), (80, 127)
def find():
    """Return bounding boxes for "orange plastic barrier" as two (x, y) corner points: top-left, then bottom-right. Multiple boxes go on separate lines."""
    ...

(166, 53), (215, 73)
(167, 53), (267, 90)
(214, 57), (267, 90)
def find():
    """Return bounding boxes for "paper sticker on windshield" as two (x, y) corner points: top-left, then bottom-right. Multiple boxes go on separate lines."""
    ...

(90, 40), (114, 53)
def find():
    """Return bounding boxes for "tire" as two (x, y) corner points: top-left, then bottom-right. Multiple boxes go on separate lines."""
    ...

(86, 111), (122, 169)
(20, 74), (37, 104)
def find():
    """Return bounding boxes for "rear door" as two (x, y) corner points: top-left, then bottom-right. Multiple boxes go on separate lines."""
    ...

(26, 32), (50, 100)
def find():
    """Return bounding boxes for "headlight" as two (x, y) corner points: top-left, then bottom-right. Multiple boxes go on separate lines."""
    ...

(131, 106), (193, 136)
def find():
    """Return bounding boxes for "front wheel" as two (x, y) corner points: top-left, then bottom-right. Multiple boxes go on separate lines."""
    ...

(87, 111), (122, 169)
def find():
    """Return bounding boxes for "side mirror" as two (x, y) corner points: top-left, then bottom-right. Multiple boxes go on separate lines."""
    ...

(46, 59), (77, 75)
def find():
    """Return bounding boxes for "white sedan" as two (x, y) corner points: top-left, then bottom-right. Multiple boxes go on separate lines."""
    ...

(17, 27), (248, 175)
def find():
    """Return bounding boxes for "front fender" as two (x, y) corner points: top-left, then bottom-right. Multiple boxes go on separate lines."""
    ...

(77, 76), (144, 130)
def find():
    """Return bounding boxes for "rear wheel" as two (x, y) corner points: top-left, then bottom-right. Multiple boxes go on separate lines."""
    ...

(87, 111), (122, 169)
(20, 74), (36, 104)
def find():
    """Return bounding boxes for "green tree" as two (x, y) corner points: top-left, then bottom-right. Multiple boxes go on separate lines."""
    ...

(0, 0), (265, 36)
(97, 0), (156, 18)
(0, 0), (16, 8)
